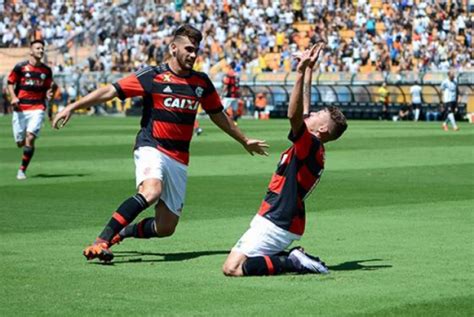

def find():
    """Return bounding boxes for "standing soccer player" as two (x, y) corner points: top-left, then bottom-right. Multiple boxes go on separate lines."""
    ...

(222, 44), (347, 277)
(410, 81), (422, 122)
(8, 40), (56, 180)
(440, 71), (459, 131)
(53, 25), (269, 262)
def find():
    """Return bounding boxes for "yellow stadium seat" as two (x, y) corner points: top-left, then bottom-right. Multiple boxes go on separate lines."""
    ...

(340, 29), (356, 40)
(375, 22), (385, 32)
(370, 0), (382, 9)
(293, 22), (312, 33)
(264, 53), (281, 71)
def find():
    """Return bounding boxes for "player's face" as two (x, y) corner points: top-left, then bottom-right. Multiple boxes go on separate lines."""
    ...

(30, 43), (45, 60)
(173, 37), (199, 70)
(306, 109), (334, 143)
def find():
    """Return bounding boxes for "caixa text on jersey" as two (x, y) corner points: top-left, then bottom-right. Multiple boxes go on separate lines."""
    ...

(164, 97), (201, 111)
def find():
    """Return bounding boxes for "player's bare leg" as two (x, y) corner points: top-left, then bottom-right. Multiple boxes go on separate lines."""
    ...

(16, 132), (37, 180)
(138, 178), (162, 204)
(222, 251), (247, 276)
(154, 200), (179, 237)
(25, 132), (36, 147)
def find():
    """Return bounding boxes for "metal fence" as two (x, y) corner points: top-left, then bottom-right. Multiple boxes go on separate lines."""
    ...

(1, 70), (473, 119)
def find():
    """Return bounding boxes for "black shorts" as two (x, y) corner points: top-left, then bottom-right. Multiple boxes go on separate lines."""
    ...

(412, 103), (422, 109)
(445, 102), (457, 113)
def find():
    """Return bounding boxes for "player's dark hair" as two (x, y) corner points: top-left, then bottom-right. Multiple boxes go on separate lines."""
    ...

(326, 106), (347, 140)
(30, 39), (45, 47)
(173, 24), (202, 44)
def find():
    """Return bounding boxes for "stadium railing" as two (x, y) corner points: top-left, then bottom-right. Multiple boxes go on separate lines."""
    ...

(1, 70), (473, 120)
(236, 71), (473, 120)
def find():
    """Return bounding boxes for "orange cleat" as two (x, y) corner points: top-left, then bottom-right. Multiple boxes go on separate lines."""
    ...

(83, 241), (114, 262)
(442, 124), (448, 131)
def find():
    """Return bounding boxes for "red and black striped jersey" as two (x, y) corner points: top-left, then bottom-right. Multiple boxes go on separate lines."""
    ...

(258, 123), (325, 236)
(113, 64), (223, 165)
(7, 61), (53, 111)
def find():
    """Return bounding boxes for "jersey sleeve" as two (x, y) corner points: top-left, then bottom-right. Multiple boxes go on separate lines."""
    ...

(201, 75), (224, 114)
(112, 73), (146, 100)
(7, 64), (22, 85)
(288, 122), (320, 160)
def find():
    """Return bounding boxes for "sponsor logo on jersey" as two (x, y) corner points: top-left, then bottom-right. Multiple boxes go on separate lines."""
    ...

(164, 97), (201, 110)
(40, 73), (46, 80)
(25, 73), (31, 78)
(163, 85), (173, 93)
(163, 74), (172, 82)
(25, 79), (44, 86)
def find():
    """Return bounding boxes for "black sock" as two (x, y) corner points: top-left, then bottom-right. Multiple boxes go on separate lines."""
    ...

(242, 255), (297, 276)
(120, 217), (157, 239)
(20, 146), (35, 172)
(97, 194), (149, 242)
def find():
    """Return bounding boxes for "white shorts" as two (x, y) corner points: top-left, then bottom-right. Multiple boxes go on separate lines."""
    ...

(232, 215), (301, 257)
(134, 146), (187, 216)
(12, 110), (45, 142)
(222, 98), (238, 112)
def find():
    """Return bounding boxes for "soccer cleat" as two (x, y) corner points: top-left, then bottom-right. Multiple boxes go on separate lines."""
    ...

(109, 234), (123, 247)
(442, 124), (448, 131)
(194, 127), (203, 136)
(83, 241), (114, 262)
(288, 247), (329, 274)
(453, 126), (460, 131)
(16, 169), (27, 180)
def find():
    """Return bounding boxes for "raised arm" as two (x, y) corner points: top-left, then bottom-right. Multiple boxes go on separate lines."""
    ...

(303, 66), (313, 117)
(287, 63), (306, 135)
(209, 111), (269, 156)
(52, 84), (118, 129)
(288, 43), (324, 135)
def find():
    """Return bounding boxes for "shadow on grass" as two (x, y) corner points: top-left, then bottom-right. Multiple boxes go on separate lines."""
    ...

(93, 250), (229, 265)
(328, 259), (392, 271)
(33, 173), (89, 178)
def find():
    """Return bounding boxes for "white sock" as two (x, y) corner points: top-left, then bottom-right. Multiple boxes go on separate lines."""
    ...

(414, 109), (420, 121)
(448, 113), (457, 129)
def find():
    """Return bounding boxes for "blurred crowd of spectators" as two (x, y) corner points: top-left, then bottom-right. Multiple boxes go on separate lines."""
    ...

(0, 0), (472, 75)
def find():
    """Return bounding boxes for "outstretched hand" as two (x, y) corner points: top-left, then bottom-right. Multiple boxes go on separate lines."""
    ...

(52, 108), (72, 129)
(243, 139), (269, 156)
(293, 42), (325, 73)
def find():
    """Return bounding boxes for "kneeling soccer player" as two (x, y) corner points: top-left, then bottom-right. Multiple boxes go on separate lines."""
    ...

(222, 44), (347, 277)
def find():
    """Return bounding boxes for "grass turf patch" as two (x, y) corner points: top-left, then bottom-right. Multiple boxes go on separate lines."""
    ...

(0, 117), (472, 316)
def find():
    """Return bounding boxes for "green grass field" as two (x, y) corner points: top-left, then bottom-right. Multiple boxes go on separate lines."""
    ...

(0, 116), (473, 316)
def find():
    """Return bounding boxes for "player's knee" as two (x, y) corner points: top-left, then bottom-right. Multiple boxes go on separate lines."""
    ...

(155, 223), (176, 237)
(138, 187), (161, 205)
(25, 133), (36, 146)
(222, 262), (243, 277)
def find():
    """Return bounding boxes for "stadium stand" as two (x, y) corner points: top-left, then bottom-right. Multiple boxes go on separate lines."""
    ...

(0, 0), (472, 120)
(0, 0), (471, 74)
